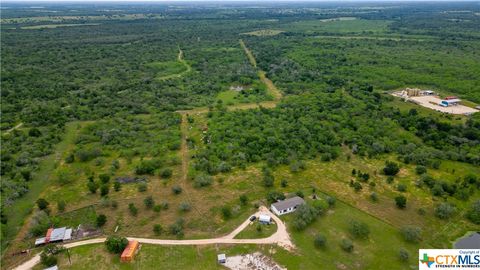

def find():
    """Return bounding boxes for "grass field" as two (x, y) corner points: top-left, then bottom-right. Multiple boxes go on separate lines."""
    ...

(234, 222), (276, 239)
(241, 29), (284, 36)
(1, 122), (89, 256)
(20, 23), (100, 29)
(146, 61), (189, 81)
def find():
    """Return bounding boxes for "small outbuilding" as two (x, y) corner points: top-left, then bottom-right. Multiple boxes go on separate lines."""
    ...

(217, 253), (226, 264)
(43, 266), (58, 270)
(271, 196), (305, 216)
(259, 215), (272, 224)
(454, 232), (480, 249)
(121, 240), (139, 262)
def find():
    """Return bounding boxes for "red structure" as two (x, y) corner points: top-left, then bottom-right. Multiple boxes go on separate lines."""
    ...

(120, 240), (139, 262)
(445, 96), (458, 100)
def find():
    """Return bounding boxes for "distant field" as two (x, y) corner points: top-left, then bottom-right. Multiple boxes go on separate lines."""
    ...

(285, 19), (391, 33)
(1, 14), (164, 24)
(319, 16), (357, 22)
(242, 29), (284, 36)
(20, 23), (100, 29)
(146, 61), (188, 80)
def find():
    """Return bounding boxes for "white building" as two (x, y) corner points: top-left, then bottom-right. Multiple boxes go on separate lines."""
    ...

(217, 254), (226, 264)
(258, 215), (271, 224)
(270, 196), (305, 216)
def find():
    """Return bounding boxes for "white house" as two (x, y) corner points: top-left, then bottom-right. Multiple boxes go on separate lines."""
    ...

(270, 196), (305, 216)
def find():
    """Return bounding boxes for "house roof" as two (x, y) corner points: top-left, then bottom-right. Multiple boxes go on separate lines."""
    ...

(63, 228), (73, 241)
(454, 232), (480, 249)
(271, 196), (305, 211)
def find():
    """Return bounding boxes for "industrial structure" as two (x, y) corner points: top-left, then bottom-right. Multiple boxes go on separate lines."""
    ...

(35, 227), (73, 246)
(120, 240), (140, 262)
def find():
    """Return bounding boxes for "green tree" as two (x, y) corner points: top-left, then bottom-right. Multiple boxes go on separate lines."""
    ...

(144, 196), (155, 209)
(348, 220), (370, 239)
(105, 236), (128, 254)
(466, 200), (480, 224)
(36, 198), (49, 211)
(96, 214), (107, 227)
(395, 195), (407, 209)
(153, 224), (163, 235)
(383, 161), (400, 176)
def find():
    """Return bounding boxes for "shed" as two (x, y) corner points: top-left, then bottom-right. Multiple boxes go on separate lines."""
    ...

(35, 237), (46, 246)
(271, 196), (305, 216)
(121, 240), (139, 262)
(43, 266), (58, 270)
(259, 215), (271, 224)
(445, 96), (458, 100)
(217, 253), (226, 264)
(50, 227), (67, 242)
(454, 232), (480, 249)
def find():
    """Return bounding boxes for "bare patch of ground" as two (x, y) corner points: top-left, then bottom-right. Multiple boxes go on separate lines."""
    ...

(223, 252), (286, 270)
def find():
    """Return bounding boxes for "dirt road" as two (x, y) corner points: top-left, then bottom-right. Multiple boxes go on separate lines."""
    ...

(11, 206), (292, 270)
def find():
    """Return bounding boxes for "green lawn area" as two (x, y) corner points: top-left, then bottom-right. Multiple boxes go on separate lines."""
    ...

(146, 61), (188, 80)
(216, 90), (239, 105)
(234, 221), (276, 239)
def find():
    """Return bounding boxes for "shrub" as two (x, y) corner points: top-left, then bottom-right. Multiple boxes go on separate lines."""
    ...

(314, 234), (327, 248)
(370, 192), (379, 202)
(239, 194), (248, 206)
(128, 203), (138, 216)
(293, 204), (320, 231)
(435, 202), (456, 220)
(396, 184), (407, 192)
(296, 191), (304, 198)
(144, 196), (155, 209)
(326, 196), (336, 208)
(401, 226), (422, 243)
(100, 184), (109, 197)
(221, 206), (232, 219)
(194, 174), (213, 188)
(57, 201), (66, 212)
(399, 248), (410, 262)
(105, 236), (128, 254)
(256, 224), (262, 233)
(266, 191), (285, 203)
(352, 181), (363, 192)
(179, 202), (191, 212)
(99, 174), (110, 184)
(96, 214), (107, 227)
(172, 185), (182, 195)
(40, 253), (57, 267)
(386, 176), (394, 184)
(395, 195), (407, 209)
(135, 159), (161, 175)
(281, 179), (288, 187)
(36, 198), (49, 211)
(169, 218), (184, 237)
(466, 200), (480, 224)
(348, 220), (370, 239)
(87, 181), (98, 194)
(153, 205), (162, 213)
(415, 165), (427, 175)
(114, 181), (121, 192)
(340, 238), (354, 252)
(138, 183), (147, 192)
(160, 201), (169, 210)
(262, 167), (275, 187)
(383, 161), (400, 176)
(111, 200), (118, 209)
(160, 168), (173, 179)
(153, 224), (163, 235)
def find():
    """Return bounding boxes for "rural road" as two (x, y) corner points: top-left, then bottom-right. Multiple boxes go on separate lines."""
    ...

(11, 206), (293, 270)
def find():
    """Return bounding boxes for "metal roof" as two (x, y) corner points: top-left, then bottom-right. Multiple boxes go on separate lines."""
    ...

(35, 237), (46, 246)
(259, 215), (271, 222)
(454, 232), (480, 249)
(43, 266), (58, 270)
(217, 254), (226, 261)
(271, 196), (305, 211)
(50, 227), (67, 242)
(63, 228), (73, 241)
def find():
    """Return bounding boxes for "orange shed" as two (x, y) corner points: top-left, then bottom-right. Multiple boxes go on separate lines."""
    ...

(120, 240), (139, 262)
